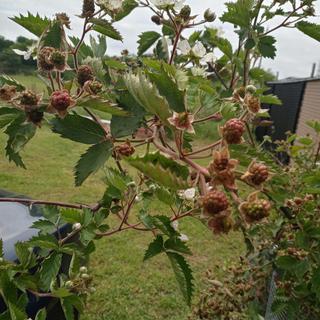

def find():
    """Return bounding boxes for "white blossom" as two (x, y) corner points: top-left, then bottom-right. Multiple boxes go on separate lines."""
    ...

(191, 66), (208, 77)
(96, 0), (123, 10)
(72, 223), (82, 230)
(177, 39), (191, 55)
(179, 234), (189, 242)
(150, 0), (185, 10)
(183, 188), (196, 201)
(171, 220), (179, 231)
(201, 52), (216, 64)
(192, 41), (206, 58)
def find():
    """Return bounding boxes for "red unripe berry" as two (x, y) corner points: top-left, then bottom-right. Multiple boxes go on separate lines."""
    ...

(222, 119), (245, 144)
(202, 190), (229, 215)
(50, 90), (71, 111)
(249, 163), (269, 185)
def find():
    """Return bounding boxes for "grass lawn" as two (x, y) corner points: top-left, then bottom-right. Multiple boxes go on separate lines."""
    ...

(0, 76), (245, 319)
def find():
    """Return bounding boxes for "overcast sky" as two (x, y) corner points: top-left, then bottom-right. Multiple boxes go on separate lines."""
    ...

(0, 0), (320, 79)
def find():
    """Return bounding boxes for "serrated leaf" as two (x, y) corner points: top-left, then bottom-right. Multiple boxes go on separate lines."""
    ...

(124, 71), (171, 125)
(10, 12), (50, 37)
(155, 187), (175, 206)
(51, 114), (106, 145)
(28, 234), (59, 250)
(40, 20), (65, 49)
(75, 140), (113, 186)
(111, 91), (146, 138)
(60, 209), (82, 224)
(167, 252), (194, 306)
(0, 108), (23, 129)
(35, 308), (47, 320)
(0, 75), (25, 91)
(69, 36), (93, 59)
(91, 18), (122, 41)
(40, 252), (62, 291)
(260, 94), (282, 105)
(151, 215), (178, 236)
(258, 36), (277, 59)
(296, 21), (320, 42)
(90, 35), (107, 58)
(138, 210), (154, 229)
(125, 152), (189, 190)
(165, 237), (192, 255)
(105, 168), (127, 191)
(143, 235), (164, 261)
(138, 31), (161, 56)
(31, 220), (56, 234)
(103, 58), (128, 70)
(61, 297), (75, 320)
(114, 0), (138, 21)
(214, 37), (233, 59)
(15, 242), (35, 267)
(77, 97), (128, 116)
(220, 0), (254, 28)
(148, 63), (186, 113)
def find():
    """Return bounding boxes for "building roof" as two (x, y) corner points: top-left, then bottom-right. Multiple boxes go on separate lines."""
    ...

(268, 76), (320, 85)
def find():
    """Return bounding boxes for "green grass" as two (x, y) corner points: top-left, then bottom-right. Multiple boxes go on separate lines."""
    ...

(0, 76), (245, 320)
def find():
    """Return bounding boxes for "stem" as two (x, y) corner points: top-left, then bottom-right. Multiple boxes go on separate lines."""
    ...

(0, 198), (94, 211)
(185, 140), (222, 157)
(245, 121), (256, 147)
(169, 25), (183, 65)
(193, 113), (222, 124)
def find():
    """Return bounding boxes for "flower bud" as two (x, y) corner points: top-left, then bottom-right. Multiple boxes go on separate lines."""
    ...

(82, 0), (95, 17)
(80, 266), (88, 274)
(81, 273), (90, 280)
(20, 90), (40, 106)
(179, 5), (191, 20)
(0, 85), (16, 101)
(72, 222), (82, 230)
(65, 281), (73, 288)
(245, 85), (257, 94)
(38, 47), (55, 72)
(204, 9), (216, 22)
(151, 15), (162, 25)
(77, 65), (94, 87)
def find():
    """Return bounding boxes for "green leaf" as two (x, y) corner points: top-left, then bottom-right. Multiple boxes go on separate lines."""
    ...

(276, 255), (299, 271)
(0, 75), (25, 91)
(151, 215), (178, 237)
(296, 21), (320, 42)
(260, 94), (282, 105)
(311, 268), (320, 300)
(40, 252), (62, 291)
(124, 71), (171, 125)
(214, 37), (233, 59)
(15, 242), (36, 268)
(4, 116), (35, 168)
(114, 0), (138, 21)
(258, 36), (277, 59)
(10, 12), (50, 37)
(155, 187), (175, 206)
(105, 168), (127, 191)
(103, 58), (128, 70)
(28, 234), (59, 250)
(220, 0), (254, 28)
(91, 18), (122, 41)
(111, 91), (146, 138)
(60, 209), (82, 224)
(90, 35), (107, 58)
(51, 114), (106, 144)
(77, 97), (128, 116)
(69, 36), (93, 59)
(165, 238), (192, 255)
(143, 235), (164, 261)
(0, 108), (23, 129)
(31, 220), (56, 234)
(125, 152), (189, 190)
(35, 308), (47, 320)
(61, 297), (75, 320)
(40, 20), (65, 49)
(75, 140), (113, 186)
(167, 252), (194, 306)
(148, 63), (186, 113)
(137, 31), (161, 56)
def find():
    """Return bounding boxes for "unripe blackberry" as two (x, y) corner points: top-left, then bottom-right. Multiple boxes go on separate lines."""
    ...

(208, 215), (234, 235)
(84, 80), (103, 95)
(202, 190), (229, 215)
(115, 142), (135, 157)
(248, 162), (269, 185)
(245, 85), (257, 94)
(20, 90), (39, 106)
(0, 85), (16, 101)
(77, 65), (94, 86)
(82, 0), (95, 17)
(244, 94), (261, 113)
(179, 5), (191, 20)
(204, 8), (216, 22)
(241, 199), (271, 223)
(222, 119), (245, 144)
(50, 50), (67, 71)
(151, 15), (162, 25)
(50, 90), (72, 111)
(38, 47), (55, 72)
(26, 109), (44, 125)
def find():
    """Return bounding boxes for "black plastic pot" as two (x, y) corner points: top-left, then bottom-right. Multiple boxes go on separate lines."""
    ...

(0, 190), (78, 320)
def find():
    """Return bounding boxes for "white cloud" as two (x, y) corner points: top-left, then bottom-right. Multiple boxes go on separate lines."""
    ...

(0, 0), (320, 78)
